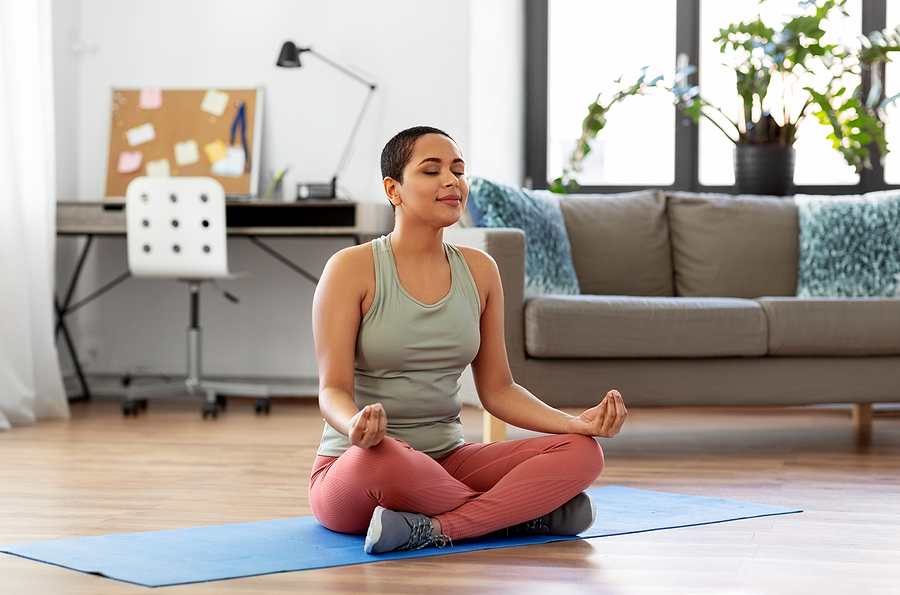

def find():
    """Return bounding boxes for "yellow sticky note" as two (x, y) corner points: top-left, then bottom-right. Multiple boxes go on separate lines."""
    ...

(200, 90), (230, 117)
(203, 139), (228, 164)
(174, 140), (200, 166)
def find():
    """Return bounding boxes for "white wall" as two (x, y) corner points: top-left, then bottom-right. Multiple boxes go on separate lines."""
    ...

(54, 0), (524, 384)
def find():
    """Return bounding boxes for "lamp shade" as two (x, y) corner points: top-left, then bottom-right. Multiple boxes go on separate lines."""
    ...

(276, 41), (301, 67)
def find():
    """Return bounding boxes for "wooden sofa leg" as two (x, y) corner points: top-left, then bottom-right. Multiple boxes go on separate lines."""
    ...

(852, 403), (873, 435)
(483, 410), (507, 443)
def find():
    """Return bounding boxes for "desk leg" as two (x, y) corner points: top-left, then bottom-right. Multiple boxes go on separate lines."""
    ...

(56, 235), (94, 338)
(246, 236), (320, 284)
(55, 297), (92, 402)
(55, 235), (131, 401)
(56, 235), (95, 400)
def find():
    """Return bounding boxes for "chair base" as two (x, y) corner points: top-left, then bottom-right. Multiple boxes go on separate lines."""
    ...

(124, 378), (270, 418)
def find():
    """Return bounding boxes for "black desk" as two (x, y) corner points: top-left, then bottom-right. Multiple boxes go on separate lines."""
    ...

(56, 199), (394, 399)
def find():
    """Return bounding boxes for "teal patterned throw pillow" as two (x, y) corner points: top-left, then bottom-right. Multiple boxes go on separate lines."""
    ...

(796, 192), (900, 297)
(468, 177), (580, 297)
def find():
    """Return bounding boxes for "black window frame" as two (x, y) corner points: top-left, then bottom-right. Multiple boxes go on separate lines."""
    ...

(525, 0), (897, 195)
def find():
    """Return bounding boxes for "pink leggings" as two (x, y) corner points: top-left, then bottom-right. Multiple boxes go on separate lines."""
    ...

(309, 434), (604, 541)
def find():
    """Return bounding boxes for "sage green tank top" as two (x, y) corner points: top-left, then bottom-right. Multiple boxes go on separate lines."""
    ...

(317, 235), (481, 458)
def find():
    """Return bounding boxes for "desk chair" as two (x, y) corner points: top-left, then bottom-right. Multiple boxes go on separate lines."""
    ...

(123, 176), (270, 418)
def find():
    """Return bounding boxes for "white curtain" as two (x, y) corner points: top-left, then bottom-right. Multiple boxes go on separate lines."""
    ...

(0, 0), (69, 429)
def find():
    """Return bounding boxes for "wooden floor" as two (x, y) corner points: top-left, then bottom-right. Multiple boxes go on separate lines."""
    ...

(1, 397), (899, 594)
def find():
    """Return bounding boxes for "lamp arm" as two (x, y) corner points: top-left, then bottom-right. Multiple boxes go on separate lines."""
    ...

(299, 46), (378, 196)
(333, 85), (376, 185)
(306, 48), (377, 90)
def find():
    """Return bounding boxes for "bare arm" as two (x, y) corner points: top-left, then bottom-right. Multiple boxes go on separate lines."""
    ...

(462, 248), (627, 437)
(312, 245), (386, 448)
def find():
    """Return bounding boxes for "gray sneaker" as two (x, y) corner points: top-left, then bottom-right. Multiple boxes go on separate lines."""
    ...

(506, 492), (596, 536)
(364, 506), (452, 554)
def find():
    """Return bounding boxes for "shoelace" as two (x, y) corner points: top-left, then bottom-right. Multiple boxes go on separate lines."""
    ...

(400, 517), (453, 551)
(505, 518), (549, 536)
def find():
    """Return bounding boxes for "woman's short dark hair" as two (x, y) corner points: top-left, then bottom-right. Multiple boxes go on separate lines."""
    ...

(381, 126), (454, 183)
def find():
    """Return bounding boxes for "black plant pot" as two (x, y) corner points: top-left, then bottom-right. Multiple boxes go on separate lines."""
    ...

(734, 144), (795, 196)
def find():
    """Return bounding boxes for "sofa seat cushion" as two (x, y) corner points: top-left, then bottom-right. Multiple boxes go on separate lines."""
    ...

(558, 191), (674, 296)
(525, 296), (768, 358)
(667, 193), (799, 298)
(757, 297), (900, 356)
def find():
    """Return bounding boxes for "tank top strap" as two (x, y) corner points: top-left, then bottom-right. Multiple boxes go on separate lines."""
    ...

(444, 242), (480, 316)
(364, 235), (395, 325)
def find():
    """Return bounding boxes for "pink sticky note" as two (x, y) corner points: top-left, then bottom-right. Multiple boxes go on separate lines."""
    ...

(139, 88), (162, 110)
(117, 151), (143, 174)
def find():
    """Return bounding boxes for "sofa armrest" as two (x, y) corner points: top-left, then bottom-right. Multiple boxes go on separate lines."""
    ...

(445, 227), (526, 380)
(446, 227), (526, 442)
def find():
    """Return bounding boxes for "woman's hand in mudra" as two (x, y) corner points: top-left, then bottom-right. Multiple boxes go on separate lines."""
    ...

(348, 403), (387, 449)
(567, 390), (627, 438)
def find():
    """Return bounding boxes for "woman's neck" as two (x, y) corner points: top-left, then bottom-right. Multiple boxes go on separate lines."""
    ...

(389, 222), (446, 264)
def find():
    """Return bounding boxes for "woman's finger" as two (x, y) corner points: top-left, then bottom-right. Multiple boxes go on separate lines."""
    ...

(606, 392), (627, 435)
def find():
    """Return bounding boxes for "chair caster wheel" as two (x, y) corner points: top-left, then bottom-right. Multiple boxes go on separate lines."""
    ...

(202, 403), (218, 418)
(216, 395), (228, 410)
(254, 398), (271, 414)
(123, 401), (140, 416)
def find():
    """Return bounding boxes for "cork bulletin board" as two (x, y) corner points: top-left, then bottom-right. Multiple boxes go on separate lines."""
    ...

(103, 88), (263, 198)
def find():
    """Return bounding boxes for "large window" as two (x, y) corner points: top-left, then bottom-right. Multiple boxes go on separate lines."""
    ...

(548, 1), (677, 186)
(885, 0), (900, 182)
(528, 0), (899, 194)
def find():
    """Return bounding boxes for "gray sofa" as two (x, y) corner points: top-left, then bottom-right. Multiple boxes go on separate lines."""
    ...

(447, 189), (900, 440)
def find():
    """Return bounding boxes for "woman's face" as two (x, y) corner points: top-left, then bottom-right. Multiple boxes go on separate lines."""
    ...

(389, 133), (468, 227)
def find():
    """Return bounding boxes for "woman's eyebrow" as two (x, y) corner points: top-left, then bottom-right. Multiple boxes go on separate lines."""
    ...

(417, 157), (466, 166)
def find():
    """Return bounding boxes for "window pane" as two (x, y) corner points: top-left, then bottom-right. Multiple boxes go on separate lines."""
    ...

(547, 0), (676, 186)
(885, 1), (900, 183)
(698, 0), (861, 186)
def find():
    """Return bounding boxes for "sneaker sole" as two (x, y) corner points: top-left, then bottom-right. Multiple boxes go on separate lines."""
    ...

(585, 492), (597, 531)
(552, 492), (596, 535)
(364, 506), (387, 554)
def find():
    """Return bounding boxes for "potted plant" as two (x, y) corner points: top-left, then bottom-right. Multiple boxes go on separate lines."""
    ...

(552, 0), (900, 195)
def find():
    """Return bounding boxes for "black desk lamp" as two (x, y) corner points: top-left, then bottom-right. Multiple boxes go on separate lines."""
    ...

(277, 41), (377, 199)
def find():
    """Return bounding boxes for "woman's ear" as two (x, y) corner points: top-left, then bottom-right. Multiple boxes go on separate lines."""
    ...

(383, 177), (401, 206)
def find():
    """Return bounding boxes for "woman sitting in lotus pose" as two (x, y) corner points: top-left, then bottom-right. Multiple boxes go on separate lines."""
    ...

(309, 125), (627, 554)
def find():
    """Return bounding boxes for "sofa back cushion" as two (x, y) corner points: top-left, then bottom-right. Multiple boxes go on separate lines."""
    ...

(666, 192), (799, 298)
(559, 190), (674, 296)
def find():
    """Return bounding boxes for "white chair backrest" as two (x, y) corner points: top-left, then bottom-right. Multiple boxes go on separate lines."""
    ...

(126, 177), (230, 279)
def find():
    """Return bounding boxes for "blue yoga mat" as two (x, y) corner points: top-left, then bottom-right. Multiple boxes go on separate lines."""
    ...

(1, 486), (799, 587)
